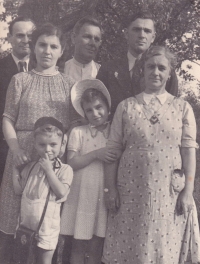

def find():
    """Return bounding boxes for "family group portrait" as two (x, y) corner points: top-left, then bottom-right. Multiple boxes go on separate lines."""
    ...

(0, 0), (199, 263)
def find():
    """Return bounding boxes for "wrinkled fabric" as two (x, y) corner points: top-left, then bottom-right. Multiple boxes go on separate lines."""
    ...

(102, 94), (200, 264)
(0, 70), (74, 234)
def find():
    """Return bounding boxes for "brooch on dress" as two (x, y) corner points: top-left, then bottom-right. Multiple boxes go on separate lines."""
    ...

(149, 115), (159, 124)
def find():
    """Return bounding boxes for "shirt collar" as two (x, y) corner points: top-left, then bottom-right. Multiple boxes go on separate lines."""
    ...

(53, 157), (62, 169)
(72, 57), (93, 68)
(142, 91), (169, 105)
(11, 53), (29, 71)
(89, 122), (110, 139)
(127, 51), (137, 71)
(35, 157), (62, 178)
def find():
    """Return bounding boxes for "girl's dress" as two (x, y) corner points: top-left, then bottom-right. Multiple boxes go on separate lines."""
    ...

(60, 124), (110, 239)
(20, 159), (73, 250)
(0, 70), (74, 234)
(102, 93), (200, 264)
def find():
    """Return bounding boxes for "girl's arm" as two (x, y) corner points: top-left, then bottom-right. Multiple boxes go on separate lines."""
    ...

(67, 148), (118, 171)
(3, 117), (30, 166)
(12, 166), (23, 195)
(176, 147), (196, 218)
(104, 160), (120, 212)
(39, 154), (67, 199)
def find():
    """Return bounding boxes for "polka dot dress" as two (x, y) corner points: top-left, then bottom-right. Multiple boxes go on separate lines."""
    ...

(102, 93), (200, 264)
(0, 70), (73, 234)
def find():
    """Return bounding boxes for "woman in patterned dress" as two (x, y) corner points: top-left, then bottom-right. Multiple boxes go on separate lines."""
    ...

(102, 46), (200, 264)
(0, 23), (74, 261)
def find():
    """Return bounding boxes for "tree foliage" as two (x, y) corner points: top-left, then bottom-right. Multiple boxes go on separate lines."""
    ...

(95, 0), (199, 79)
(0, 0), (199, 78)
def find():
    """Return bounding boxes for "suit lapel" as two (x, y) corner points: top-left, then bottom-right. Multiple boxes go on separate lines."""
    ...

(115, 56), (133, 97)
(6, 53), (35, 73)
(6, 54), (18, 76)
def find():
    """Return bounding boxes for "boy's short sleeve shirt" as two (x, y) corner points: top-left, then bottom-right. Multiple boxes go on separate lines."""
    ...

(20, 159), (73, 201)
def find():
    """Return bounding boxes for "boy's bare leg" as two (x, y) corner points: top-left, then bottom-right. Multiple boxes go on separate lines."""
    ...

(37, 247), (55, 264)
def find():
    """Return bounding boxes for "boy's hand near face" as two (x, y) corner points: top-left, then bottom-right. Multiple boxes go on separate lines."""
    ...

(39, 153), (53, 173)
(39, 153), (67, 199)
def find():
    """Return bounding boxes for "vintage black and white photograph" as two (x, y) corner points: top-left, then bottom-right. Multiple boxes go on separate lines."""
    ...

(0, 0), (199, 263)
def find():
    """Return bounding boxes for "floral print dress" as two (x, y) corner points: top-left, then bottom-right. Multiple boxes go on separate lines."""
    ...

(102, 93), (200, 264)
(0, 70), (74, 234)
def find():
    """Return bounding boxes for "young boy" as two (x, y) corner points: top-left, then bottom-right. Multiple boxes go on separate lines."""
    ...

(12, 116), (73, 264)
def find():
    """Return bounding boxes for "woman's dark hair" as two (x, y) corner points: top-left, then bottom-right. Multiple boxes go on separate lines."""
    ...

(80, 88), (110, 115)
(32, 23), (66, 50)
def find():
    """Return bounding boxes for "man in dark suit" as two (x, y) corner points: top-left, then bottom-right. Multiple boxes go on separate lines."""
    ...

(97, 11), (178, 118)
(0, 16), (36, 263)
(0, 16), (35, 185)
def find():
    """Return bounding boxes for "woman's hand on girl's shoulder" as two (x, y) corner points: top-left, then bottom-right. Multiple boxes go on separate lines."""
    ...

(96, 147), (120, 163)
(104, 186), (120, 213)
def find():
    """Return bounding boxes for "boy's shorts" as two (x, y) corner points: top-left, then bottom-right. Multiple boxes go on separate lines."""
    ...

(37, 225), (60, 250)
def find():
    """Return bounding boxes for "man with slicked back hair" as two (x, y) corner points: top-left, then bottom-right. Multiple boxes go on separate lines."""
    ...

(97, 11), (178, 119)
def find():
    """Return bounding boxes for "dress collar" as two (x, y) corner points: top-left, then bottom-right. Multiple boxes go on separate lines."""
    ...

(142, 91), (169, 105)
(31, 68), (59, 76)
(88, 122), (110, 139)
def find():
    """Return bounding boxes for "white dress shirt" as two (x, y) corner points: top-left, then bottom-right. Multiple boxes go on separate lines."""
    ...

(64, 58), (100, 81)
(11, 53), (29, 72)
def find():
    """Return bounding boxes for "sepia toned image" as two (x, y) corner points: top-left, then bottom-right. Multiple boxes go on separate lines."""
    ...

(0, 1), (199, 263)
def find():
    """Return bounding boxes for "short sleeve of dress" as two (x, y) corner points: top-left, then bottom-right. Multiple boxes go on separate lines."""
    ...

(3, 73), (23, 122)
(181, 101), (197, 148)
(107, 100), (126, 150)
(56, 164), (73, 202)
(67, 127), (82, 152)
(61, 73), (76, 126)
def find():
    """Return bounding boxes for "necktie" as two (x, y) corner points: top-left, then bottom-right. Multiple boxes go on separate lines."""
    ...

(18, 61), (26, 72)
(131, 58), (143, 95)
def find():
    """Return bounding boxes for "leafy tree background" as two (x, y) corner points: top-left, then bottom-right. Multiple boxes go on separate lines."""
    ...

(1, 0), (199, 76)
(0, 0), (200, 215)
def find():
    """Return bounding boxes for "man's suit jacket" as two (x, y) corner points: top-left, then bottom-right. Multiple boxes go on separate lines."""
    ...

(0, 53), (34, 184)
(96, 55), (178, 118)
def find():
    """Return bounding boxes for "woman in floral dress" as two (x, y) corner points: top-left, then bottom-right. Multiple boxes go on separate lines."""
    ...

(0, 23), (74, 261)
(102, 46), (200, 264)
